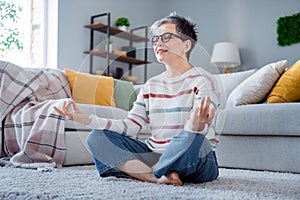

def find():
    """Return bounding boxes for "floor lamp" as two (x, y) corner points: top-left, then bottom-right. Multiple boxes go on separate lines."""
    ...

(211, 42), (241, 73)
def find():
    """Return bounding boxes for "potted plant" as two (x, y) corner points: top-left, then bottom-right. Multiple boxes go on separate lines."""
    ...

(115, 17), (130, 31)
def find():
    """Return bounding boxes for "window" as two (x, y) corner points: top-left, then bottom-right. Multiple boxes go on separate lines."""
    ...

(0, 0), (57, 68)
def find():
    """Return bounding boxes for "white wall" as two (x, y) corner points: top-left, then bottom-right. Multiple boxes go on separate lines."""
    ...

(57, 0), (300, 80)
(166, 0), (300, 72)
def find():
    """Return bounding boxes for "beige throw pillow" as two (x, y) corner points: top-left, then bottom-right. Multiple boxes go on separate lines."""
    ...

(226, 60), (288, 107)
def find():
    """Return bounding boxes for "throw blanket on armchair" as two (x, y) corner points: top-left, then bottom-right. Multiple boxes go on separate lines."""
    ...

(0, 61), (71, 168)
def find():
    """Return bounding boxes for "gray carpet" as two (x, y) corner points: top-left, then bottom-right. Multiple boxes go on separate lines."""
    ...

(0, 165), (299, 200)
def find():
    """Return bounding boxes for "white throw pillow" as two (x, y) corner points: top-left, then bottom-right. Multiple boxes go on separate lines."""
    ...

(213, 69), (257, 108)
(226, 60), (288, 107)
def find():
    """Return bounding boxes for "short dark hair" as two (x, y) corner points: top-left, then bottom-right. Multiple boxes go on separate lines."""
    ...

(151, 12), (198, 60)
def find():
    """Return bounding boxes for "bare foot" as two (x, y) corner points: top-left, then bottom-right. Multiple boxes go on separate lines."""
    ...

(158, 171), (183, 186)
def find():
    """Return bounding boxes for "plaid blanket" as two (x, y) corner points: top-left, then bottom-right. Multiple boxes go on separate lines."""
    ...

(0, 61), (72, 168)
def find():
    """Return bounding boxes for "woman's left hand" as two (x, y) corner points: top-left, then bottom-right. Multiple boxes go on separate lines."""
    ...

(189, 96), (215, 132)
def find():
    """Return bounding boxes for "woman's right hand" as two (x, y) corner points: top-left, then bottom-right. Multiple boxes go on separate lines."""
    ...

(189, 96), (215, 132)
(54, 100), (91, 125)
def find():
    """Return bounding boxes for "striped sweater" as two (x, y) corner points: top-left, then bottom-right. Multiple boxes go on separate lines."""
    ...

(88, 67), (220, 153)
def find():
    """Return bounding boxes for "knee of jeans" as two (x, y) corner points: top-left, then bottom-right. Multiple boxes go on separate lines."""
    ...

(86, 130), (105, 150)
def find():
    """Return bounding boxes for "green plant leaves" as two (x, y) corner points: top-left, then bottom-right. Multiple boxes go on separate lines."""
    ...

(115, 17), (130, 27)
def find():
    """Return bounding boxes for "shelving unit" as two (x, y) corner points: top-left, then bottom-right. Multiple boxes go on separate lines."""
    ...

(84, 13), (150, 82)
(84, 50), (149, 65)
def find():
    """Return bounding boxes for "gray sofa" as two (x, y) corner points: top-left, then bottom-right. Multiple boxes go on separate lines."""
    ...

(215, 103), (300, 174)
(213, 60), (300, 174)
(64, 60), (300, 174)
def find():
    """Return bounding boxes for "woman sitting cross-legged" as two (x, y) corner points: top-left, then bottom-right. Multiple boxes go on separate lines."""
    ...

(54, 13), (220, 186)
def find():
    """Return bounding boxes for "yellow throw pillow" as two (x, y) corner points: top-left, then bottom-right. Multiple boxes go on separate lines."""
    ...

(267, 60), (300, 103)
(65, 68), (115, 107)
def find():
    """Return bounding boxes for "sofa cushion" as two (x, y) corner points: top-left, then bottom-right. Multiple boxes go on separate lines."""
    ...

(226, 60), (287, 107)
(213, 69), (257, 108)
(267, 60), (300, 103)
(215, 103), (300, 136)
(65, 68), (115, 107)
(113, 79), (137, 111)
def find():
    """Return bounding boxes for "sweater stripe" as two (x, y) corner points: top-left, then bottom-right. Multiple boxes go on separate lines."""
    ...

(143, 89), (193, 99)
(149, 107), (192, 114)
(105, 120), (112, 130)
(128, 117), (142, 128)
(130, 113), (149, 123)
(135, 101), (145, 107)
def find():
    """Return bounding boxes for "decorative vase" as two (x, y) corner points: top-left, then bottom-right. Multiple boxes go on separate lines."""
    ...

(118, 26), (128, 31)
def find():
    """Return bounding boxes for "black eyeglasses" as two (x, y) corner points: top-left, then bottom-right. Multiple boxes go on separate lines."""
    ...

(150, 32), (182, 45)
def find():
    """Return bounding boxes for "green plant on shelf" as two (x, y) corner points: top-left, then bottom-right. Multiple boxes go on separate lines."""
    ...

(115, 17), (130, 27)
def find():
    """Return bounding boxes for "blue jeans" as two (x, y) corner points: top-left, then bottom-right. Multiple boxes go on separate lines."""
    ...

(86, 130), (218, 183)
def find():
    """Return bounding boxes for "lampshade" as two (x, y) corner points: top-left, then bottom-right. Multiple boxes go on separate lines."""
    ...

(210, 42), (241, 68)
